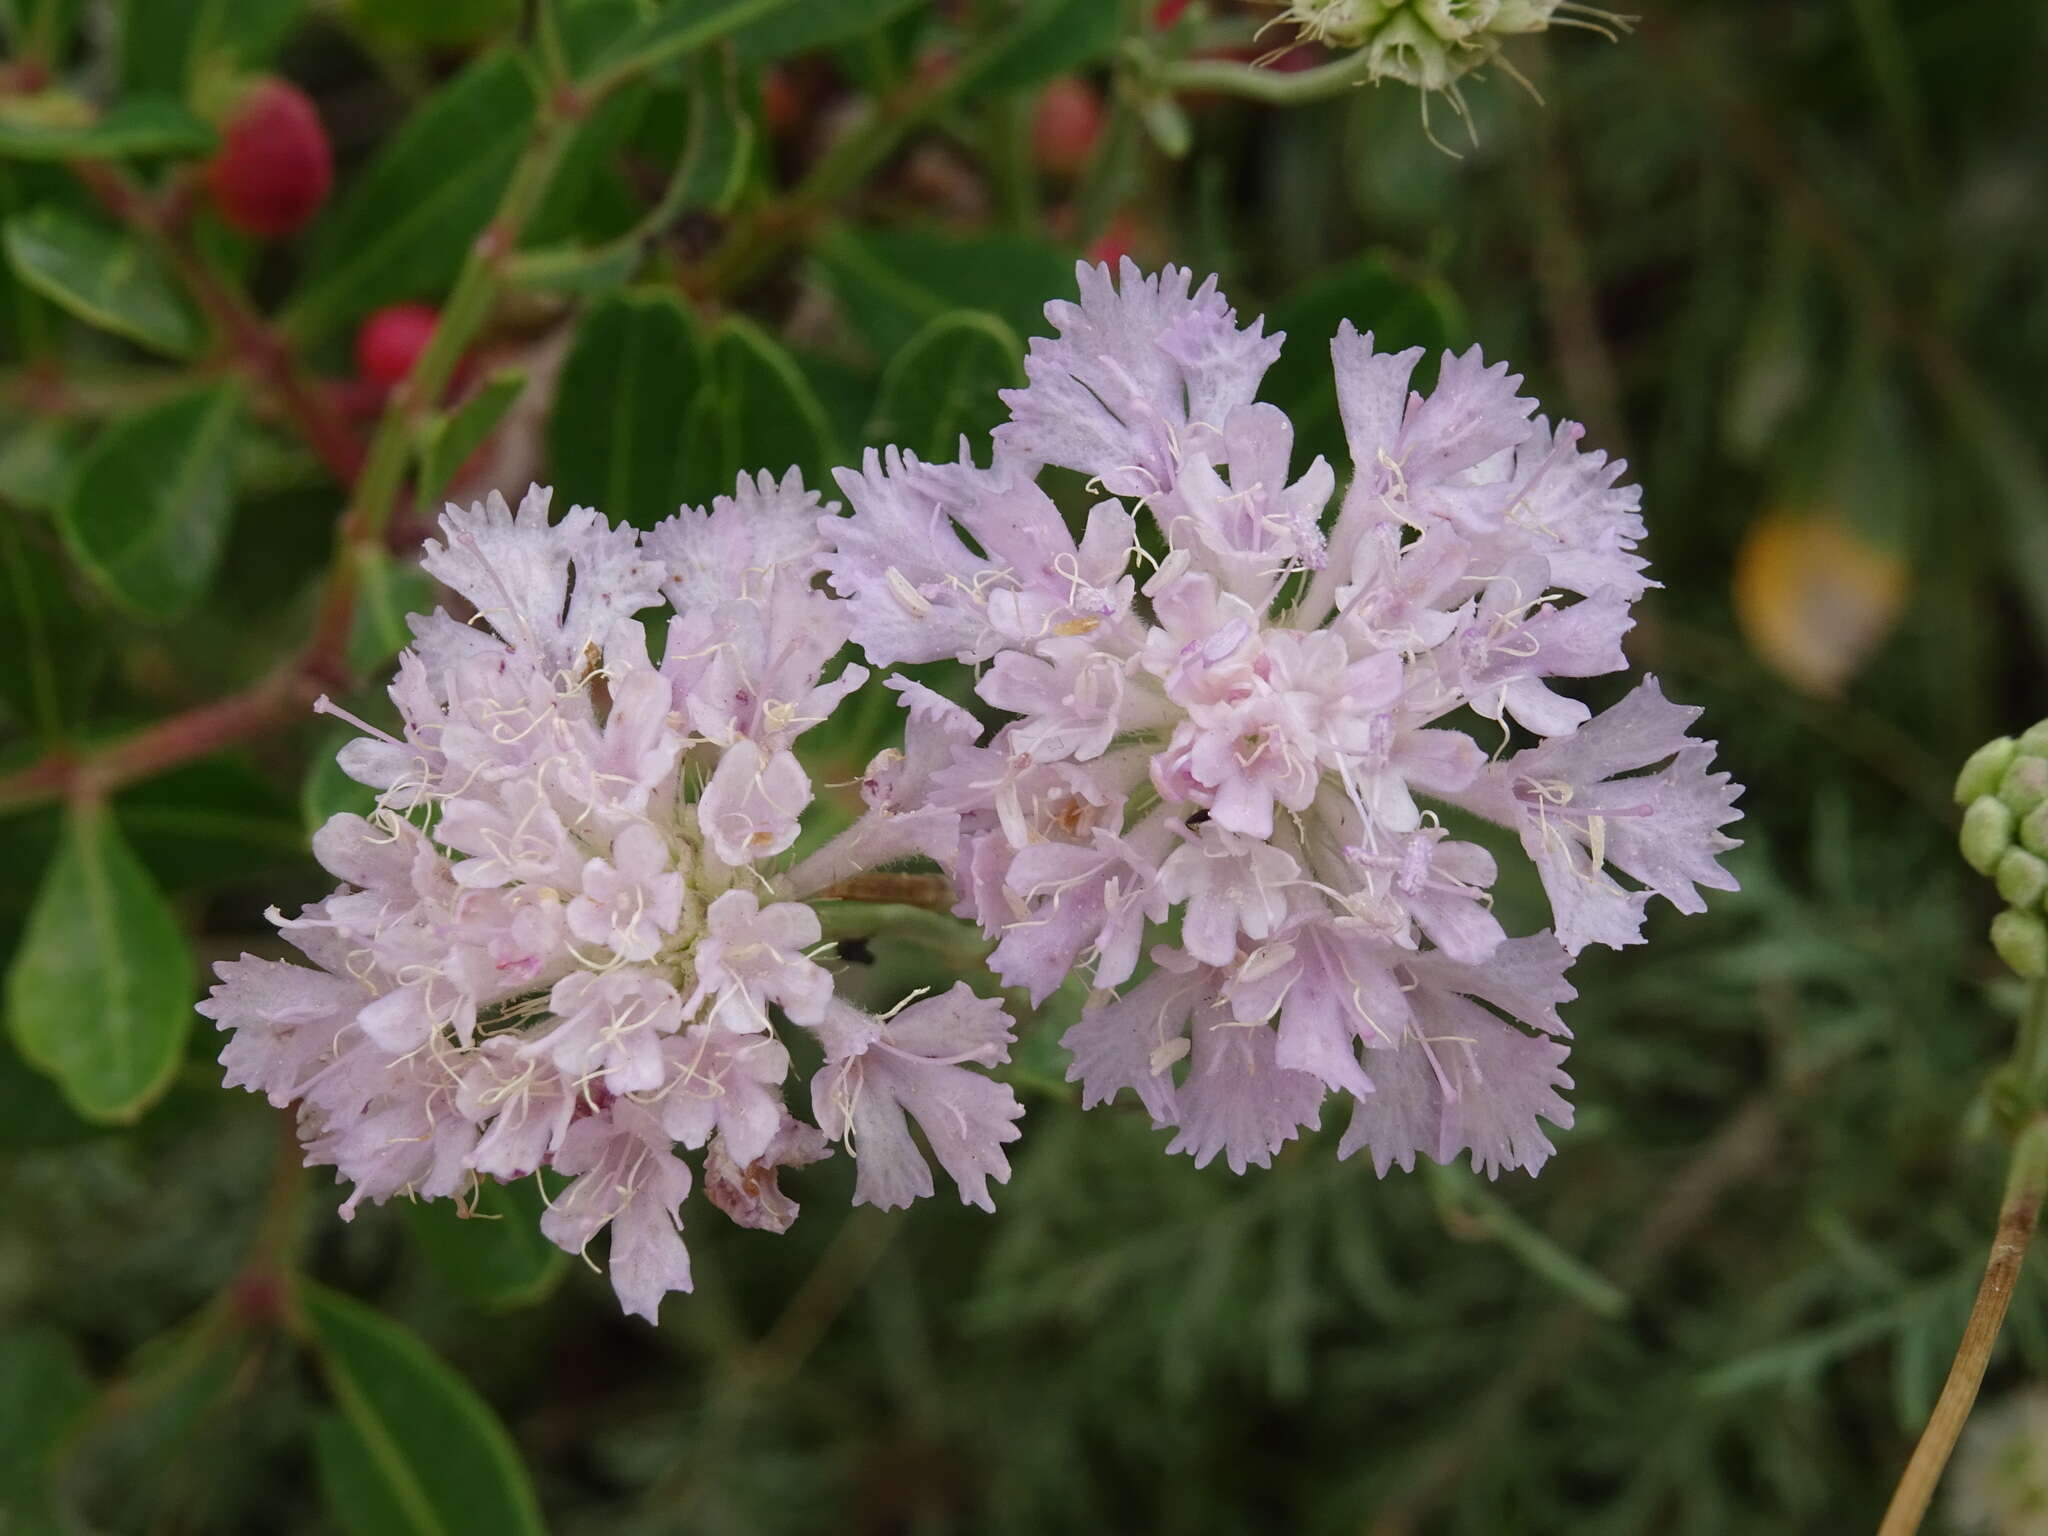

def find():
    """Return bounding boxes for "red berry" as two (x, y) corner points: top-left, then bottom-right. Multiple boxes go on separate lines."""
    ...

(1153, 0), (1191, 24)
(354, 303), (440, 388)
(206, 78), (332, 240)
(1032, 77), (1105, 181)
(1086, 214), (1141, 270)
(761, 67), (802, 135)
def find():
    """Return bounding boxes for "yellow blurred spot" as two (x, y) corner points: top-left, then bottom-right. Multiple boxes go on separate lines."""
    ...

(1733, 506), (1909, 697)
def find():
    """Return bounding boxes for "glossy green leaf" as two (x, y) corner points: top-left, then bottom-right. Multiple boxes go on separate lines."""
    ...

(404, 1179), (568, 1311)
(58, 383), (241, 620)
(348, 547), (437, 675)
(548, 288), (704, 528)
(1260, 255), (1457, 476)
(417, 367), (526, 503)
(3, 204), (199, 357)
(811, 224), (1072, 359)
(683, 316), (838, 503)
(5, 798), (194, 1123)
(587, 0), (795, 83)
(286, 52), (537, 343)
(0, 94), (216, 161)
(732, 0), (920, 63)
(301, 1283), (547, 1536)
(0, 513), (100, 738)
(118, 0), (306, 97)
(0, 1324), (94, 1528)
(302, 728), (379, 835)
(958, 0), (1124, 95)
(867, 310), (1024, 463)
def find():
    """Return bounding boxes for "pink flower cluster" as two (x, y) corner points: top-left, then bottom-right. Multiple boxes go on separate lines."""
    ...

(200, 478), (1020, 1321)
(204, 260), (1741, 1323)
(822, 259), (1741, 1180)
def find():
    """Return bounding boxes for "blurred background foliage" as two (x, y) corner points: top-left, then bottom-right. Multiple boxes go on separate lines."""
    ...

(1, 0), (2046, 1531)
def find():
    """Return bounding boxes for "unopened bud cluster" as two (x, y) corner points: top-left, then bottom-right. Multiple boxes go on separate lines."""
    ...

(1263, 0), (1603, 92)
(1957, 722), (2048, 977)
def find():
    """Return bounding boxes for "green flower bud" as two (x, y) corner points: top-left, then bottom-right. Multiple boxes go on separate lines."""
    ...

(1992, 909), (2048, 979)
(1997, 849), (2048, 909)
(2001, 755), (2048, 815)
(1367, 10), (1461, 90)
(1956, 737), (2019, 806)
(1963, 795), (2017, 874)
(1490, 0), (1561, 32)
(2021, 803), (2048, 859)
(1418, 0), (1501, 41)
(2019, 719), (2048, 758)
(1274, 0), (1389, 48)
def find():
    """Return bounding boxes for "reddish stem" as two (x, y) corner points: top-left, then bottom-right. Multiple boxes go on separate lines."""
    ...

(68, 160), (365, 484)
(0, 668), (321, 813)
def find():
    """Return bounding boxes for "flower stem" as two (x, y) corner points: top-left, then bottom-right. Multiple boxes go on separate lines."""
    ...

(1144, 44), (1382, 105)
(67, 159), (366, 484)
(1878, 982), (2048, 1536)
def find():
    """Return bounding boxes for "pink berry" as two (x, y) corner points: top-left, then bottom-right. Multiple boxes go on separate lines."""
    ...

(355, 303), (440, 388)
(1032, 77), (1106, 181)
(1086, 214), (1141, 270)
(206, 78), (332, 240)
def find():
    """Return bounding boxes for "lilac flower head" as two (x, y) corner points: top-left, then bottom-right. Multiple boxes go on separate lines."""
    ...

(200, 476), (1022, 1322)
(822, 260), (1740, 1182)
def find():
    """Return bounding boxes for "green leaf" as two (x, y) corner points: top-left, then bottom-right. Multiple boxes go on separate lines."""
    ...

(115, 757), (306, 891)
(548, 288), (704, 528)
(348, 546), (436, 676)
(286, 52), (537, 343)
(301, 1283), (547, 1536)
(588, 0), (796, 84)
(0, 1024), (103, 1147)
(58, 383), (241, 620)
(404, 1179), (568, 1311)
(417, 367), (526, 503)
(302, 728), (379, 836)
(0, 94), (216, 161)
(503, 239), (640, 295)
(0, 512), (100, 738)
(682, 315), (838, 502)
(732, 0), (921, 63)
(958, 0), (1125, 95)
(0, 1324), (94, 1529)
(0, 415), (84, 510)
(52, 1311), (262, 1533)
(3, 204), (200, 357)
(344, 0), (518, 48)
(4, 798), (194, 1124)
(811, 224), (1073, 359)
(1260, 255), (1457, 476)
(118, 0), (306, 98)
(867, 310), (1024, 463)
(675, 45), (753, 214)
